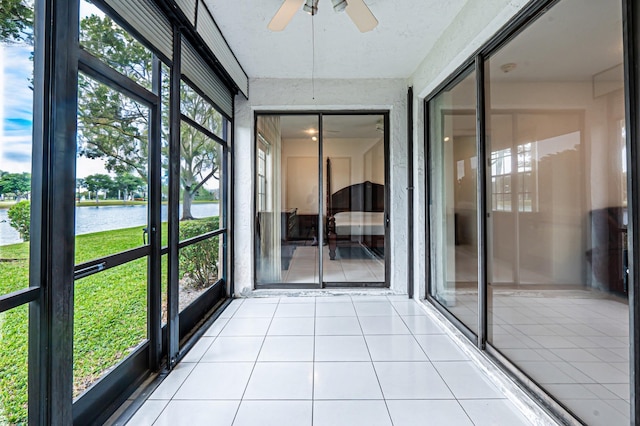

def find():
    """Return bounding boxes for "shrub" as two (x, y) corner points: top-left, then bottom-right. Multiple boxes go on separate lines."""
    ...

(7, 201), (30, 242)
(178, 217), (220, 289)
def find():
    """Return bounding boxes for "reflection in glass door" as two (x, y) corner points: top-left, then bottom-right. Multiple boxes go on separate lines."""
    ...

(255, 115), (320, 285)
(255, 113), (387, 287)
(323, 115), (386, 285)
(428, 70), (479, 334)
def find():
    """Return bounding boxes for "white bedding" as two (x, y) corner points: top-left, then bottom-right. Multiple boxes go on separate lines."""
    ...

(333, 211), (385, 236)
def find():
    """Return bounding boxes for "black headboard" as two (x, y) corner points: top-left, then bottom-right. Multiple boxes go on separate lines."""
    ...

(329, 181), (384, 216)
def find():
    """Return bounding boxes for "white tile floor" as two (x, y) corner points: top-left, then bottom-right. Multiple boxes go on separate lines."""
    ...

(439, 289), (630, 426)
(282, 246), (385, 283)
(127, 295), (532, 426)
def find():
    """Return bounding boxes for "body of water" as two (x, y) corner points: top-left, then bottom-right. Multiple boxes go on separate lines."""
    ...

(0, 203), (219, 246)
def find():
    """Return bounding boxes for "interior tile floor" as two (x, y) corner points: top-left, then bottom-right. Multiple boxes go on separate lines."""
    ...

(439, 244), (631, 425)
(442, 289), (630, 426)
(127, 295), (532, 426)
(283, 245), (385, 283)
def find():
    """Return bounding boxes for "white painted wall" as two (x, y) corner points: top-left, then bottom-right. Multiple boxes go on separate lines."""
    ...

(281, 137), (383, 215)
(234, 78), (408, 294)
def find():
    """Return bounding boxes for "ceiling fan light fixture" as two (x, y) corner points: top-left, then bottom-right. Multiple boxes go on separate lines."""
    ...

(303, 0), (319, 15)
(268, 0), (377, 32)
(332, 0), (348, 12)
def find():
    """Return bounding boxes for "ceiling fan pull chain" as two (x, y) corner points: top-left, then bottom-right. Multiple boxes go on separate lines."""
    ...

(312, 13), (315, 100)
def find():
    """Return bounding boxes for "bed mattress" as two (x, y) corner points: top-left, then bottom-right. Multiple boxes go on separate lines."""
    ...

(333, 211), (385, 236)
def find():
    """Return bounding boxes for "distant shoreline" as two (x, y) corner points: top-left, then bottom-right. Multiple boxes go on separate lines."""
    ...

(0, 200), (219, 209)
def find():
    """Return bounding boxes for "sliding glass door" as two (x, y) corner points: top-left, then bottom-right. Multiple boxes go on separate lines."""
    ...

(255, 113), (388, 287)
(323, 115), (387, 286)
(255, 115), (320, 285)
(426, 0), (631, 423)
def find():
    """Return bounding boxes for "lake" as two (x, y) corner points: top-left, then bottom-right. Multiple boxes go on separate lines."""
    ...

(0, 203), (219, 246)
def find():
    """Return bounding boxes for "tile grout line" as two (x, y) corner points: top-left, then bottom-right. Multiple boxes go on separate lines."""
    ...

(391, 298), (476, 424)
(229, 297), (280, 426)
(353, 295), (395, 426)
(149, 299), (247, 425)
(311, 296), (317, 426)
(149, 400), (170, 425)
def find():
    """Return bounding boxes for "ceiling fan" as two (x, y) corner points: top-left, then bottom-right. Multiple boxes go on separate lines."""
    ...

(268, 0), (378, 33)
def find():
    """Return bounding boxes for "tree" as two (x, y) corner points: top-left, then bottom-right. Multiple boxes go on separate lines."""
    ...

(0, 0), (33, 44)
(76, 177), (85, 198)
(83, 174), (114, 202)
(114, 173), (145, 200)
(77, 14), (151, 181)
(77, 13), (222, 220)
(7, 200), (30, 241)
(0, 172), (31, 199)
(178, 84), (223, 220)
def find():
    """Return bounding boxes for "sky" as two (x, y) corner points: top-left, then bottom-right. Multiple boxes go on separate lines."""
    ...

(0, 42), (34, 174)
(0, 1), (109, 179)
(1, 1), (218, 190)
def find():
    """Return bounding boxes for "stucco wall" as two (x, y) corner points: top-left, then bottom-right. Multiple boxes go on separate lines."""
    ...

(234, 78), (408, 294)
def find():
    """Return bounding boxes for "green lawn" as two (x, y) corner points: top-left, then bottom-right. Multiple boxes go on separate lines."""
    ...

(0, 224), (171, 425)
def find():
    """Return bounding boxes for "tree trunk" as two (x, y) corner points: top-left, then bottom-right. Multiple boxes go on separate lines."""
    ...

(181, 186), (195, 220)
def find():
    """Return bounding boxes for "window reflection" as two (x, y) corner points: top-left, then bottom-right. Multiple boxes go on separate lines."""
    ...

(485, 0), (629, 423)
(429, 71), (479, 335)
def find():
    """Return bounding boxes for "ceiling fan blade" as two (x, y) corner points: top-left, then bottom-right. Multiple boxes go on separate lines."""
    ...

(345, 0), (378, 32)
(268, 0), (305, 31)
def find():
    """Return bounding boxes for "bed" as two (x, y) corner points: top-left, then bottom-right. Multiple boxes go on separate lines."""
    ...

(326, 159), (385, 260)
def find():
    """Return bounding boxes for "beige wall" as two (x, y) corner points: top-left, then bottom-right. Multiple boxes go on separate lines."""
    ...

(487, 81), (624, 286)
(281, 137), (384, 215)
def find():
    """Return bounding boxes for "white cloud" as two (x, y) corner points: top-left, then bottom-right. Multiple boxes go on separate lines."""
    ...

(76, 157), (110, 178)
(2, 43), (34, 174)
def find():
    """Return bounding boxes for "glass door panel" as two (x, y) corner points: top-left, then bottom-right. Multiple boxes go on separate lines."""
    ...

(428, 70), (479, 334)
(255, 115), (320, 285)
(485, 0), (629, 423)
(322, 115), (386, 285)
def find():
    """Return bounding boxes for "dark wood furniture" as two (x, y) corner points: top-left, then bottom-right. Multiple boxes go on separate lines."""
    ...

(326, 158), (385, 260)
(281, 208), (297, 241)
(281, 208), (297, 269)
(587, 207), (628, 295)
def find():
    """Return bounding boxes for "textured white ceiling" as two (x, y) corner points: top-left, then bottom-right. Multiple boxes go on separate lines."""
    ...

(205, 0), (467, 79)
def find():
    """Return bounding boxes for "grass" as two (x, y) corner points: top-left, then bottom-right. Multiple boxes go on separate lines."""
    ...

(0, 224), (172, 425)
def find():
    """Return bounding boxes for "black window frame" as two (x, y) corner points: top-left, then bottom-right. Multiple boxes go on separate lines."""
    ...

(0, 0), (237, 423)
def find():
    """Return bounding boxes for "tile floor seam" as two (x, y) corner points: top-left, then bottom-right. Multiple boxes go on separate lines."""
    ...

(149, 400), (170, 426)
(393, 303), (440, 364)
(230, 298), (280, 426)
(458, 400), (484, 426)
(397, 301), (463, 405)
(416, 299), (559, 425)
(130, 296), (540, 425)
(311, 297), (316, 426)
(351, 296), (395, 426)
(164, 359), (207, 404)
